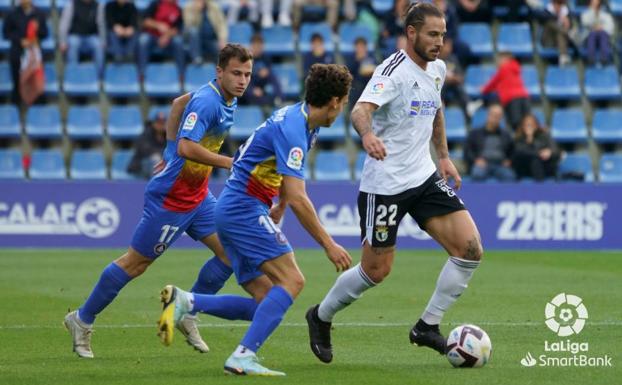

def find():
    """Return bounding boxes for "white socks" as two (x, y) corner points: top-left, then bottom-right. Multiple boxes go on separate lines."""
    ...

(233, 344), (255, 358)
(317, 263), (376, 323)
(421, 257), (480, 325)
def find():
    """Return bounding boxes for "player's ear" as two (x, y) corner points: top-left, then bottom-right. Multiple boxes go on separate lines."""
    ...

(216, 65), (224, 80)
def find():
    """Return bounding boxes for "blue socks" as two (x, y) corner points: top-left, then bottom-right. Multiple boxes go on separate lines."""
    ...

(192, 295), (257, 321)
(78, 262), (132, 325)
(191, 256), (233, 294)
(240, 286), (293, 353)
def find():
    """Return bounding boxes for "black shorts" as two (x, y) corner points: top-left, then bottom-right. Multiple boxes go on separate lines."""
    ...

(358, 172), (466, 247)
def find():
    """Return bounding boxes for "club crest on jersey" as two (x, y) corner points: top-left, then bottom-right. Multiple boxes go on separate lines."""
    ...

(370, 82), (384, 95)
(435, 77), (441, 91)
(287, 147), (304, 170)
(275, 231), (288, 245)
(375, 225), (389, 242)
(154, 242), (167, 255)
(183, 112), (198, 130)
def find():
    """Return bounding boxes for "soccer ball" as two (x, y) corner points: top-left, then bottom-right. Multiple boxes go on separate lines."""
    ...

(446, 324), (492, 368)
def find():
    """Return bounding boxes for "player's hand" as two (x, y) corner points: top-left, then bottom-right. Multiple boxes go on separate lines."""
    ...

(152, 160), (166, 175)
(362, 132), (386, 161)
(269, 202), (286, 224)
(439, 157), (462, 190)
(325, 242), (352, 272)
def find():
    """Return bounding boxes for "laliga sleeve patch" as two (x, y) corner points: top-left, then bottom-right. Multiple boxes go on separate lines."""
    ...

(286, 147), (304, 170)
(182, 112), (198, 130)
(370, 82), (384, 95)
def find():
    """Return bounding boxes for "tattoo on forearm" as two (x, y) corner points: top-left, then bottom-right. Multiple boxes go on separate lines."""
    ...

(352, 106), (372, 138)
(432, 110), (449, 159)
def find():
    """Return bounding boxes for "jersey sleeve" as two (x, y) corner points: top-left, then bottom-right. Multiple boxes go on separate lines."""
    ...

(274, 120), (307, 179)
(357, 75), (400, 108)
(178, 96), (218, 143)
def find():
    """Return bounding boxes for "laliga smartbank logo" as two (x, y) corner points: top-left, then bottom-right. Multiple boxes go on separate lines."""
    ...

(520, 293), (612, 368)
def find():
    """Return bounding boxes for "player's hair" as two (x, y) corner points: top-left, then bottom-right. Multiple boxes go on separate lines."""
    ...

(304, 64), (352, 107)
(404, 2), (444, 32)
(217, 43), (253, 70)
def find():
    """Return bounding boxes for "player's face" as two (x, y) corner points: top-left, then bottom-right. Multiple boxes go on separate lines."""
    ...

(323, 95), (349, 127)
(409, 16), (446, 62)
(218, 58), (253, 99)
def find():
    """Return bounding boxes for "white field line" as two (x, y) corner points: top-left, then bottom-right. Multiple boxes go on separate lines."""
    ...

(2, 320), (622, 330)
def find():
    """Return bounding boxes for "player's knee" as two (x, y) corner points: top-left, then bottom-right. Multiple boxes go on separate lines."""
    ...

(284, 273), (305, 298)
(364, 263), (391, 284)
(115, 250), (153, 277)
(459, 237), (483, 262)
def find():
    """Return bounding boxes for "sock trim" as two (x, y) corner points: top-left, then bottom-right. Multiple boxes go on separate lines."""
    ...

(357, 264), (377, 287)
(449, 256), (480, 269)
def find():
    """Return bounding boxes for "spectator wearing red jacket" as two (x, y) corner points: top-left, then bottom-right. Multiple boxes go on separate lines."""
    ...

(481, 52), (530, 131)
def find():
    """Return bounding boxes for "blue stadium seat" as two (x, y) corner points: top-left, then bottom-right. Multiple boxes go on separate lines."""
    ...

(521, 65), (541, 99)
(544, 66), (581, 101)
(0, 105), (21, 138)
(25, 105), (62, 139)
(592, 109), (622, 143)
(32, 0), (51, 12)
(40, 21), (55, 54)
(584, 66), (621, 101)
(496, 23), (533, 58)
(134, 0), (150, 11)
(108, 105), (143, 140)
(104, 63), (140, 97)
(611, 0), (622, 15)
(338, 23), (375, 56)
(0, 62), (11, 95)
(550, 108), (588, 143)
(299, 23), (334, 53)
(44, 63), (60, 95)
(0, 21), (10, 54)
(66, 106), (103, 140)
(0, 0), (12, 13)
(272, 63), (301, 99)
(262, 26), (295, 57)
(184, 63), (216, 92)
(558, 153), (594, 182)
(371, 0), (393, 14)
(230, 106), (263, 141)
(63, 63), (99, 97)
(444, 107), (466, 142)
(111, 150), (136, 180)
(319, 114), (346, 142)
(29, 149), (66, 179)
(0, 149), (24, 179)
(464, 65), (496, 98)
(354, 151), (366, 180)
(228, 22), (252, 46)
(458, 23), (493, 57)
(70, 149), (106, 179)
(599, 154), (622, 183)
(144, 63), (181, 98)
(314, 150), (350, 181)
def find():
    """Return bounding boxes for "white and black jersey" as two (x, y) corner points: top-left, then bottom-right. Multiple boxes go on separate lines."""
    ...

(357, 49), (446, 196)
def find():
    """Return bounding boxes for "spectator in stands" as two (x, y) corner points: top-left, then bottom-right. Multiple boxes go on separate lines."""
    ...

(512, 113), (560, 181)
(347, 37), (377, 109)
(456, 0), (492, 23)
(185, 0), (227, 64)
(105, 0), (138, 62)
(127, 111), (167, 179)
(481, 52), (530, 131)
(540, 0), (573, 66)
(580, 0), (614, 66)
(59, 0), (105, 77)
(293, 0), (340, 30)
(303, 33), (335, 76)
(239, 34), (282, 107)
(464, 104), (516, 182)
(228, 0), (294, 28)
(138, 0), (185, 79)
(439, 38), (469, 116)
(382, 0), (408, 40)
(433, 0), (470, 65)
(2, 0), (48, 105)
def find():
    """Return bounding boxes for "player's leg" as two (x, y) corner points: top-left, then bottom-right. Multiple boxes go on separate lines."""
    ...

(307, 192), (405, 363)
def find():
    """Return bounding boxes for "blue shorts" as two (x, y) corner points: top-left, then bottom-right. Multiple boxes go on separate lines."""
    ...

(215, 189), (292, 284)
(130, 191), (217, 259)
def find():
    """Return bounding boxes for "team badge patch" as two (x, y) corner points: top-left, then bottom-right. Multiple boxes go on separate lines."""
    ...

(154, 242), (167, 255)
(182, 112), (198, 130)
(275, 231), (288, 245)
(375, 225), (389, 242)
(287, 147), (304, 170)
(370, 83), (384, 95)
(435, 77), (441, 91)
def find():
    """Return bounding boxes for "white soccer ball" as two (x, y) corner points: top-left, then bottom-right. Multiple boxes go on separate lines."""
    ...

(446, 324), (492, 368)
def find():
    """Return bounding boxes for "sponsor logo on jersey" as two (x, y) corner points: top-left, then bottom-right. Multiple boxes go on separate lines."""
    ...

(287, 147), (304, 170)
(370, 83), (384, 95)
(412, 81), (420, 89)
(411, 100), (438, 116)
(182, 112), (198, 130)
(375, 225), (389, 242)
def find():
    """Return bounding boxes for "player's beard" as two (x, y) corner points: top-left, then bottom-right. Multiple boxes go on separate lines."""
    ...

(413, 35), (437, 62)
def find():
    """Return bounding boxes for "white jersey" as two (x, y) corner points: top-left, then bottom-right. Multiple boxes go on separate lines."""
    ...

(357, 49), (446, 196)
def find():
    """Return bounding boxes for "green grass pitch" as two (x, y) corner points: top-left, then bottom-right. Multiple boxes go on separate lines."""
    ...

(0, 249), (620, 385)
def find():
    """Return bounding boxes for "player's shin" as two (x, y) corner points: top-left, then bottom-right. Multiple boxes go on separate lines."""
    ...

(192, 294), (257, 320)
(317, 263), (376, 323)
(78, 262), (132, 324)
(189, 256), (233, 315)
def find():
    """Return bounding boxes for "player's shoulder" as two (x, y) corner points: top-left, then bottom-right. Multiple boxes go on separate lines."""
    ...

(428, 59), (447, 75)
(375, 50), (409, 80)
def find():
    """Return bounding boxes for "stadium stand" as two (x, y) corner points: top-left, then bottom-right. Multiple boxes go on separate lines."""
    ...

(229, 105), (263, 141)
(550, 108), (589, 143)
(66, 105), (104, 140)
(599, 154), (622, 183)
(458, 23), (493, 57)
(314, 150), (350, 181)
(104, 64), (141, 98)
(70, 149), (107, 180)
(63, 63), (99, 98)
(107, 105), (144, 140)
(0, 105), (21, 138)
(111, 150), (135, 180)
(496, 23), (533, 58)
(29, 149), (66, 180)
(592, 109), (622, 143)
(0, 149), (24, 179)
(25, 105), (63, 139)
